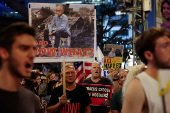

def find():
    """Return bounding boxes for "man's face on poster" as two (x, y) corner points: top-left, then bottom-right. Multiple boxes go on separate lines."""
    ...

(163, 2), (170, 20)
(56, 6), (64, 17)
(111, 47), (116, 53)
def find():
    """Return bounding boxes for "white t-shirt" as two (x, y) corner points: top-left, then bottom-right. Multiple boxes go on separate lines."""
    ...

(136, 72), (164, 113)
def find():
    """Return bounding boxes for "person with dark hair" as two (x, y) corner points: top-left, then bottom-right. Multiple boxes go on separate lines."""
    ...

(30, 72), (41, 96)
(36, 66), (43, 74)
(44, 5), (71, 48)
(22, 78), (34, 91)
(122, 27), (170, 113)
(0, 22), (41, 113)
(161, 0), (170, 30)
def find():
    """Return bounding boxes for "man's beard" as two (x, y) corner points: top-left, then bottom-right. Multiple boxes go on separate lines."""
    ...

(154, 54), (170, 69)
(8, 55), (24, 78)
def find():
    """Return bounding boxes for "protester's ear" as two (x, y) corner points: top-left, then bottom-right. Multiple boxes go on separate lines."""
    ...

(0, 48), (9, 60)
(144, 51), (153, 61)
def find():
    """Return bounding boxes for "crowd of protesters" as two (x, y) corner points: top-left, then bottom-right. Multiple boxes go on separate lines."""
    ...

(0, 21), (169, 113)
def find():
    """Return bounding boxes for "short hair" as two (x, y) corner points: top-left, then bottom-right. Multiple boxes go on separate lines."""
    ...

(118, 69), (129, 79)
(61, 63), (75, 74)
(161, 0), (170, 15)
(0, 22), (36, 52)
(36, 66), (43, 72)
(0, 22), (36, 66)
(135, 27), (170, 65)
(56, 4), (64, 10)
(30, 72), (40, 80)
(91, 61), (101, 69)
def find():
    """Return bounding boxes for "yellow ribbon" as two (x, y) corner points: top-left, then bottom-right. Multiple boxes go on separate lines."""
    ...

(158, 74), (170, 96)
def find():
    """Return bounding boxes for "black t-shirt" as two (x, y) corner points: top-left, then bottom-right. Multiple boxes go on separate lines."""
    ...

(0, 87), (41, 113)
(47, 81), (53, 95)
(82, 77), (113, 86)
(82, 77), (113, 113)
(48, 84), (91, 113)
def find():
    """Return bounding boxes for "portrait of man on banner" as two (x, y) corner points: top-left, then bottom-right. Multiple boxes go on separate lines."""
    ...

(29, 3), (95, 58)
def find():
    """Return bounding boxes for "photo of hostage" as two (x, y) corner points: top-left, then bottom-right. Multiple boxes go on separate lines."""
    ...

(44, 5), (71, 48)
(108, 47), (116, 58)
(161, 0), (170, 30)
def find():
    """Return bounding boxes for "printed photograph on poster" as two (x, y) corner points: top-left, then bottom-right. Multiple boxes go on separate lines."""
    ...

(103, 44), (123, 69)
(156, 0), (170, 30)
(29, 3), (95, 59)
(103, 44), (123, 58)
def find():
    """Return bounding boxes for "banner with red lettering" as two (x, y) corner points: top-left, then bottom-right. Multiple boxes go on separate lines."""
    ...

(82, 84), (112, 106)
(29, 3), (95, 62)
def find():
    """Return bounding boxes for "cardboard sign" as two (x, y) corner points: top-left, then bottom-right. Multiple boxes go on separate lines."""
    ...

(82, 84), (112, 106)
(103, 57), (122, 69)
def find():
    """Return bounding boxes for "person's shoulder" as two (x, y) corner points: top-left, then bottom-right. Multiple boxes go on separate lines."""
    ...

(123, 78), (145, 105)
(20, 87), (38, 99)
(53, 85), (63, 91)
(53, 15), (58, 18)
(101, 77), (113, 85)
(82, 77), (91, 83)
(113, 89), (122, 96)
(127, 78), (143, 92)
(136, 72), (147, 78)
(76, 84), (86, 90)
(20, 87), (34, 96)
(62, 14), (68, 18)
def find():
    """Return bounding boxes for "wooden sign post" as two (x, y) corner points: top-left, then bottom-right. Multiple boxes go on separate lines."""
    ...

(63, 62), (66, 95)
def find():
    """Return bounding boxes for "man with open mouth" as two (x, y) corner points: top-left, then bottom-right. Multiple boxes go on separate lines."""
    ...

(0, 22), (41, 113)
(82, 61), (113, 113)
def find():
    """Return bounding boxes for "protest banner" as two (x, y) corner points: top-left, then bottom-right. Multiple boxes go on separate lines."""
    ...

(103, 57), (122, 69)
(82, 84), (112, 106)
(29, 3), (96, 62)
(103, 44), (123, 69)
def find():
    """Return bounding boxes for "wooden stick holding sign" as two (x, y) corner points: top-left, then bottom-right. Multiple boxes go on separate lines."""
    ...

(63, 62), (66, 95)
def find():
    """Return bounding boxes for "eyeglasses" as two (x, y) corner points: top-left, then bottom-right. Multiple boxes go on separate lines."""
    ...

(66, 71), (75, 75)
